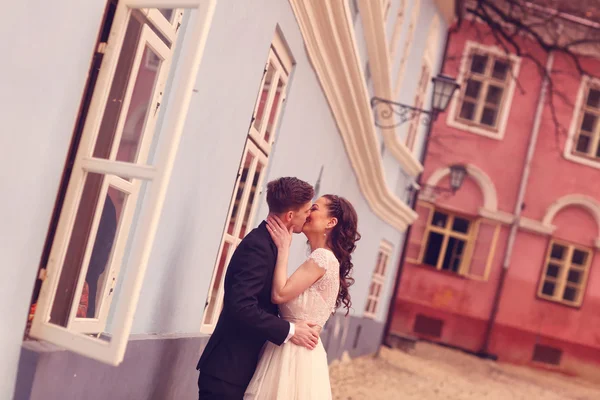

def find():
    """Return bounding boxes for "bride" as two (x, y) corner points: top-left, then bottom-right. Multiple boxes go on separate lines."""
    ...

(244, 194), (360, 399)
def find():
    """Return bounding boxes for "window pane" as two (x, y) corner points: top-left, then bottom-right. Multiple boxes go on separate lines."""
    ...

(580, 113), (597, 133)
(542, 280), (555, 296)
(452, 217), (470, 234)
(572, 249), (588, 266)
(158, 8), (174, 22)
(239, 161), (264, 238)
(116, 46), (163, 164)
(546, 263), (560, 278)
(586, 88), (600, 109)
(470, 54), (488, 74)
(567, 269), (582, 284)
(424, 232), (444, 267)
(50, 173), (105, 326)
(480, 107), (498, 126)
(380, 254), (388, 275)
(486, 85), (504, 106)
(459, 101), (476, 121)
(227, 152), (255, 235)
(93, 17), (143, 160)
(563, 286), (578, 302)
(576, 134), (591, 153)
(595, 142), (600, 159)
(441, 237), (465, 273)
(492, 60), (510, 81)
(432, 211), (448, 228)
(374, 252), (383, 274)
(204, 242), (231, 323)
(77, 186), (127, 320)
(550, 244), (566, 261)
(252, 63), (276, 134)
(264, 76), (285, 144)
(464, 79), (482, 99)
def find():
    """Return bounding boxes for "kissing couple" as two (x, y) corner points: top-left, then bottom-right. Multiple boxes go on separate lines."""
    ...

(197, 177), (361, 399)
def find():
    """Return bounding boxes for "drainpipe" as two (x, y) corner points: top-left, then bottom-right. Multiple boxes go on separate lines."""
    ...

(479, 50), (555, 355)
(379, 22), (456, 351)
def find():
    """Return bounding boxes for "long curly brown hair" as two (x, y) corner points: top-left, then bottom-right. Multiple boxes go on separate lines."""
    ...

(323, 194), (361, 315)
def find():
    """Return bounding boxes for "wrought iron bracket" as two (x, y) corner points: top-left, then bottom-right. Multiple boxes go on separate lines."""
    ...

(370, 96), (437, 129)
(412, 184), (456, 195)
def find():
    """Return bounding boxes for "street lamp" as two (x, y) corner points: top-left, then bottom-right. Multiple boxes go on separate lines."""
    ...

(431, 75), (461, 116)
(448, 164), (468, 192)
(378, 76), (463, 353)
(413, 164), (468, 197)
(371, 74), (460, 129)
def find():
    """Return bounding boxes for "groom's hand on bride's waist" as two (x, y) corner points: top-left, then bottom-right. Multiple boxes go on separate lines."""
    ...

(290, 321), (320, 350)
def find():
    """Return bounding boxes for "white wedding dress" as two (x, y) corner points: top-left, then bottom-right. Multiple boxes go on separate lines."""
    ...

(244, 248), (339, 400)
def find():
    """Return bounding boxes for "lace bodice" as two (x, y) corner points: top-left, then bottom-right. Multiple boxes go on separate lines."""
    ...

(279, 248), (340, 328)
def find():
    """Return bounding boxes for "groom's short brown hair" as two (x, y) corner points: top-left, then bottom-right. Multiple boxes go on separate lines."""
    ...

(266, 177), (314, 214)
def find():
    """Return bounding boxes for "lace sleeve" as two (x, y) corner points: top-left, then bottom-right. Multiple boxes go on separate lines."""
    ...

(308, 248), (330, 270)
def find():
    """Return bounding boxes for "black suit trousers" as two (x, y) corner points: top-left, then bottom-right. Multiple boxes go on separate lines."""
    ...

(198, 372), (246, 400)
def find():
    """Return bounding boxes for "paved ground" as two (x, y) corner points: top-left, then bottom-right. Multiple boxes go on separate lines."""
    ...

(329, 342), (600, 400)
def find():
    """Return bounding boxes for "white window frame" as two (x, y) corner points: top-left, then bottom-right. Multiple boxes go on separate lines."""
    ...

(446, 41), (521, 141)
(364, 241), (393, 319)
(389, 0), (407, 63)
(393, 0), (421, 98)
(248, 49), (289, 156)
(51, 10), (178, 335)
(30, 0), (216, 366)
(405, 63), (431, 151)
(200, 34), (293, 334)
(564, 76), (600, 170)
(405, 15), (438, 152)
(201, 140), (270, 332)
(381, 0), (391, 20)
(34, 6), (176, 335)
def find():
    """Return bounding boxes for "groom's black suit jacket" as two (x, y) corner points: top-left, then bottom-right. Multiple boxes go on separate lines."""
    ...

(197, 221), (290, 387)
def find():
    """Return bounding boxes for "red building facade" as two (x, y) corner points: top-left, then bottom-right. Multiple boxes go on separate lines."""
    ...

(391, 18), (600, 380)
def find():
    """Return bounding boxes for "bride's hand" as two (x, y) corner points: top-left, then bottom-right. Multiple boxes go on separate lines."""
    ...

(266, 216), (293, 249)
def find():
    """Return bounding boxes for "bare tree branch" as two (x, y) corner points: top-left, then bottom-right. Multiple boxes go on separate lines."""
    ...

(439, 0), (600, 148)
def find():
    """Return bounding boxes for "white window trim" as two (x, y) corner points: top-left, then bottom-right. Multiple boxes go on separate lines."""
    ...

(200, 36), (292, 334)
(364, 240), (393, 319)
(563, 75), (600, 170)
(248, 50), (289, 156)
(67, 175), (138, 334)
(143, 8), (182, 40)
(42, 9), (176, 334)
(388, 0), (407, 61)
(405, 15), (439, 152)
(446, 40), (521, 141)
(381, 0), (391, 20)
(405, 63), (431, 151)
(30, 0), (216, 366)
(393, 0), (421, 99)
(200, 141), (270, 333)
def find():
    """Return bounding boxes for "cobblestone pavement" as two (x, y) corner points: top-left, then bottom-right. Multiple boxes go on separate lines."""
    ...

(330, 342), (600, 400)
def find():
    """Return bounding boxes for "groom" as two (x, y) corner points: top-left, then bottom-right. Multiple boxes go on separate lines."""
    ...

(197, 177), (321, 399)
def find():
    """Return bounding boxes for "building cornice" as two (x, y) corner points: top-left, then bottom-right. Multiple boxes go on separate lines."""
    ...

(289, 0), (417, 231)
(435, 0), (458, 24)
(357, 0), (424, 177)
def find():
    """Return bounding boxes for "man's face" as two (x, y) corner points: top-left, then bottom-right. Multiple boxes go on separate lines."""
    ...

(288, 201), (313, 234)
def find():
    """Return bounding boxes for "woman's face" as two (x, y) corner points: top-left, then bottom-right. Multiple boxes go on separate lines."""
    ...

(302, 197), (335, 236)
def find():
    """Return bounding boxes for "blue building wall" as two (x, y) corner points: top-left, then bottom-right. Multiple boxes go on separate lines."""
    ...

(1, 0), (451, 398)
